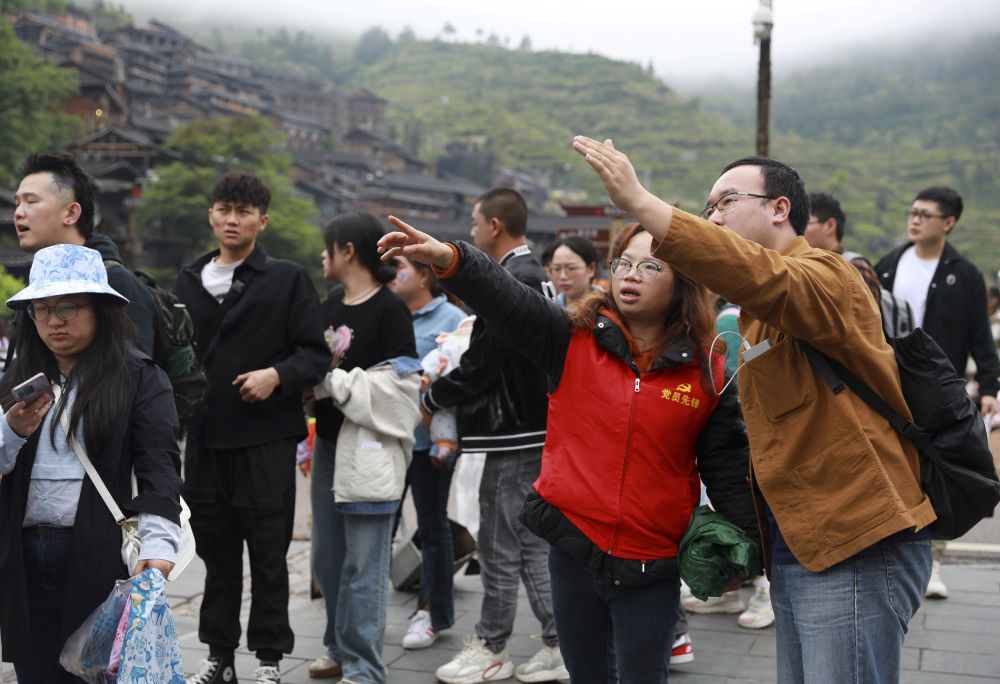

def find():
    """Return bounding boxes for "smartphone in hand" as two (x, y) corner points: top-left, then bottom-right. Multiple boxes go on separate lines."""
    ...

(11, 372), (55, 405)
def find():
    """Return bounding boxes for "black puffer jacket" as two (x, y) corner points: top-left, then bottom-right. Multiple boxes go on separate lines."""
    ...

(421, 244), (551, 453)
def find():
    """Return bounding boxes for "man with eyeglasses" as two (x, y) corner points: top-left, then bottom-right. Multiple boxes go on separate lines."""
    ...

(574, 137), (935, 684)
(12, 153), (156, 355)
(875, 186), (1000, 600)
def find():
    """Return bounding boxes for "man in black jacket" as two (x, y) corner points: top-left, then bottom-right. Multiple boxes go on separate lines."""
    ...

(13, 153), (156, 353)
(876, 185), (1000, 600)
(423, 188), (567, 683)
(175, 173), (329, 684)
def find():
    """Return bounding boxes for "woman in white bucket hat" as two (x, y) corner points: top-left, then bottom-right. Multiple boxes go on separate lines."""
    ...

(0, 244), (183, 682)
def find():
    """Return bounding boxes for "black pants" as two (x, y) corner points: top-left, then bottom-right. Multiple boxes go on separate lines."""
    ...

(184, 436), (298, 660)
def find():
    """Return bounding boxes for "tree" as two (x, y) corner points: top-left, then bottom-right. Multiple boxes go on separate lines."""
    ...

(0, 18), (80, 184)
(136, 115), (325, 289)
(519, 35), (532, 51)
(354, 26), (392, 65)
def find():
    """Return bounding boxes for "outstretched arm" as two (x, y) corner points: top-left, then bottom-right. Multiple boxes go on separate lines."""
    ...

(571, 136), (675, 243)
(379, 216), (456, 269)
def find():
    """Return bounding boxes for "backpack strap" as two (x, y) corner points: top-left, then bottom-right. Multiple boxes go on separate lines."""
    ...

(797, 339), (932, 453)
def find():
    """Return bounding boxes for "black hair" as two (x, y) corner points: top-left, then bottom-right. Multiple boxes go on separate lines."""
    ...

(914, 186), (963, 224)
(210, 172), (271, 214)
(323, 212), (396, 284)
(547, 236), (599, 268)
(2, 295), (137, 463)
(808, 192), (846, 242)
(722, 156), (810, 235)
(17, 153), (98, 239)
(477, 187), (528, 238)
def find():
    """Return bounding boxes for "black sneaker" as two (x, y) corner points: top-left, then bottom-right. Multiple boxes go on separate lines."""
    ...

(187, 656), (238, 684)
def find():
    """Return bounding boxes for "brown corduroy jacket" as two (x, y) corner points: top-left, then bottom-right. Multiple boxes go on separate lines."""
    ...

(653, 210), (936, 572)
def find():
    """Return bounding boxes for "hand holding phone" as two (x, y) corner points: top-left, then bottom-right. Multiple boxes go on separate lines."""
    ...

(11, 372), (55, 405)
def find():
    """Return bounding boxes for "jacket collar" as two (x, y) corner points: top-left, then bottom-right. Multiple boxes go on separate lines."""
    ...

(592, 307), (698, 373)
(185, 244), (267, 274)
(413, 294), (450, 318)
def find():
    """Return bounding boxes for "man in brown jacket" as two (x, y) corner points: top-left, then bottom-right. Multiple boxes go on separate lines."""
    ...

(573, 136), (935, 684)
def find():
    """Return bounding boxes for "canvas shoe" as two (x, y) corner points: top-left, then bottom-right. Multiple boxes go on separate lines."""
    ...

(253, 663), (281, 684)
(738, 585), (775, 629)
(435, 636), (514, 684)
(514, 645), (569, 682)
(681, 589), (746, 614)
(402, 608), (438, 649)
(669, 633), (694, 665)
(187, 656), (238, 684)
(925, 560), (949, 599)
(308, 655), (342, 679)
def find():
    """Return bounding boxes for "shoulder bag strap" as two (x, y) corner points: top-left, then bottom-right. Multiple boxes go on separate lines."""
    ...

(199, 267), (258, 365)
(52, 385), (134, 527)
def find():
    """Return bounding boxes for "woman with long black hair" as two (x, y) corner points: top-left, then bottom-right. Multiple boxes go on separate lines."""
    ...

(0, 244), (182, 683)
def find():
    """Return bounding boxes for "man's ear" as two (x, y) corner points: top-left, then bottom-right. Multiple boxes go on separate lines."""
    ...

(489, 217), (504, 237)
(943, 216), (956, 235)
(63, 202), (82, 227)
(823, 217), (838, 238)
(772, 196), (792, 225)
(258, 213), (269, 232)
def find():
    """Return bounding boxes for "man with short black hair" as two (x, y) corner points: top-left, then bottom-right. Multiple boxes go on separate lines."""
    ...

(803, 192), (845, 254)
(575, 138), (935, 683)
(875, 185), (1000, 600)
(176, 172), (329, 684)
(14, 153), (156, 353)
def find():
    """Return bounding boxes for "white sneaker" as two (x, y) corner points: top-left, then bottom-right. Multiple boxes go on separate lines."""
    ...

(253, 663), (281, 684)
(681, 590), (746, 614)
(402, 609), (438, 649)
(515, 645), (569, 682)
(435, 636), (514, 684)
(925, 560), (949, 599)
(307, 655), (342, 679)
(738, 585), (775, 629)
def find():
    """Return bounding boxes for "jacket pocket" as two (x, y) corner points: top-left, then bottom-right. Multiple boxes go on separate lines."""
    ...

(744, 337), (816, 422)
(791, 429), (894, 547)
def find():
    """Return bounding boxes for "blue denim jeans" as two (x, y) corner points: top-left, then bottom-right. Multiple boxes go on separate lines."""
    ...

(408, 448), (455, 631)
(16, 526), (81, 684)
(770, 537), (931, 684)
(476, 448), (557, 651)
(549, 546), (679, 683)
(311, 436), (395, 684)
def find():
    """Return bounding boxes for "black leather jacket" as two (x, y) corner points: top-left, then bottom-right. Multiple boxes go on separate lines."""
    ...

(421, 243), (552, 453)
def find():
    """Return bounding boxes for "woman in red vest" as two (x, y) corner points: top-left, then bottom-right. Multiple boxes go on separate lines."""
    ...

(379, 219), (757, 683)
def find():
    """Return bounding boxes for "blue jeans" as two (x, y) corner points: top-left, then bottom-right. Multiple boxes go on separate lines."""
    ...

(311, 436), (395, 684)
(16, 526), (81, 684)
(476, 448), (557, 651)
(549, 546), (679, 683)
(770, 537), (931, 684)
(408, 448), (455, 631)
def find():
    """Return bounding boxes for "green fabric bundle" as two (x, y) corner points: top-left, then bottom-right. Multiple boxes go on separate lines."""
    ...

(678, 505), (762, 600)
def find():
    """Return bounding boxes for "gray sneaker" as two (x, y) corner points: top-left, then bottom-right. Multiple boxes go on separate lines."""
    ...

(515, 645), (569, 682)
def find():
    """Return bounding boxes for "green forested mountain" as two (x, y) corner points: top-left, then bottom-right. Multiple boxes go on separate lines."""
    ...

(192, 27), (1000, 279)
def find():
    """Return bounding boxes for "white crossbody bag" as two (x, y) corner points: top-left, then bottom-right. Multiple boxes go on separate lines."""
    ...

(54, 386), (195, 580)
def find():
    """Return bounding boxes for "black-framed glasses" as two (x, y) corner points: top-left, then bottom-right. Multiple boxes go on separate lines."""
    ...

(907, 209), (946, 222)
(27, 300), (90, 323)
(609, 258), (663, 281)
(701, 192), (777, 219)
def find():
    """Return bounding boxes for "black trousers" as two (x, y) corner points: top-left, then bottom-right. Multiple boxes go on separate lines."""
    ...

(184, 435), (298, 660)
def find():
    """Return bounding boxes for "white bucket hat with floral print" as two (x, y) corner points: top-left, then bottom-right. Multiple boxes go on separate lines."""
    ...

(6, 244), (129, 309)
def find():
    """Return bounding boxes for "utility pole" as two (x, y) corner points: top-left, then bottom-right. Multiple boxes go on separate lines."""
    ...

(753, 0), (774, 156)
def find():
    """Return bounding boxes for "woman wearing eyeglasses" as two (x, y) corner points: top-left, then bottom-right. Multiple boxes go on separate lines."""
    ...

(0, 244), (182, 683)
(544, 236), (600, 313)
(379, 219), (757, 683)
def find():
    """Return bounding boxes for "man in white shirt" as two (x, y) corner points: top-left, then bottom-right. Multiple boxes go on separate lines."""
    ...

(876, 185), (1000, 600)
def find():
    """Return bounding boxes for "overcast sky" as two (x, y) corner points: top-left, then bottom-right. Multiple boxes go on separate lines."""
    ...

(120, 0), (999, 83)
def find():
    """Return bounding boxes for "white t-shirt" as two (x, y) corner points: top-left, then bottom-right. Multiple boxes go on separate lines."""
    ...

(892, 248), (938, 328)
(201, 257), (244, 303)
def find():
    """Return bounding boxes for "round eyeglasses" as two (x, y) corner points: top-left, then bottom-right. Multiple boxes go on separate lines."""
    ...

(609, 258), (663, 281)
(27, 300), (90, 323)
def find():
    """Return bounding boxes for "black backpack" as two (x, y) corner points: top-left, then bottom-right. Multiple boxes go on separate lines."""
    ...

(800, 329), (1000, 540)
(105, 261), (207, 423)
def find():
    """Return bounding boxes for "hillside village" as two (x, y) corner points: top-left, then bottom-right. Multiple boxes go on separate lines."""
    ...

(0, 4), (619, 277)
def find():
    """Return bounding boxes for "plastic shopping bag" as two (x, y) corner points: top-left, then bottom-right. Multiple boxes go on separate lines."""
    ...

(60, 568), (185, 683)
